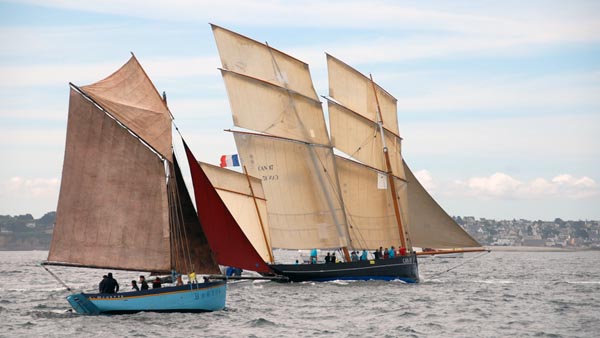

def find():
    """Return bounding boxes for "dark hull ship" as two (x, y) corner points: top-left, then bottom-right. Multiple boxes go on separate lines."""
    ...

(210, 25), (484, 283)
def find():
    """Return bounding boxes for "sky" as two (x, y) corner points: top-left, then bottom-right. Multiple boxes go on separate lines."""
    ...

(0, 0), (599, 220)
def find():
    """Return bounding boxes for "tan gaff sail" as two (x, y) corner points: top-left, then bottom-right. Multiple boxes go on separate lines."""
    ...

(221, 70), (330, 145)
(200, 162), (273, 263)
(233, 132), (347, 249)
(80, 56), (172, 161)
(335, 156), (404, 249)
(48, 89), (172, 272)
(327, 54), (400, 137)
(328, 101), (405, 178)
(403, 160), (480, 248)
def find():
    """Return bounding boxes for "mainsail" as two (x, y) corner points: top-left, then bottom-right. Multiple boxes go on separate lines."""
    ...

(48, 55), (226, 275)
(212, 24), (351, 251)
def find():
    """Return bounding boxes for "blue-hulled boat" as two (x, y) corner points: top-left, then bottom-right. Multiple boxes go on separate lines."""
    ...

(43, 55), (270, 314)
(67, 282), (226, 315)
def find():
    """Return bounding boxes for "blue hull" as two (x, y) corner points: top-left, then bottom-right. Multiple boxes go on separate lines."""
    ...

(67, 281), (226, 314)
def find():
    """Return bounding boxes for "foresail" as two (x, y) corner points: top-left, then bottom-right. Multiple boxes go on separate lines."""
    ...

(48, 89), (172, 272)
(80, 55), (172, 161)
(327, 54), (400, 137)
(328, 100), (405, 179)
(403, 160), (481, 248)
(336, 156), (402, 249)
(184, 141), (271, 273)
(200, 162), (273, 263)
(212, 24), (319, 101)
(221, 69), (329, 145)
(233, 132), (349, 249)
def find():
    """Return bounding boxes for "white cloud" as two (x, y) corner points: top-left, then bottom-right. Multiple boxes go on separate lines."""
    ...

(413, 169), (436, 191)
(0, 176), (60, 217)
(452, 172), (600, 199)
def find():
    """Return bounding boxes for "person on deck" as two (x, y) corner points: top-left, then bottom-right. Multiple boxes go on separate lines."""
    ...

(139, 275), (149, 290)
(351, 251), (358, 262)
(383, 248), (389, 259)
(331, 252), (337, 263)
(131, 280), (139, 291)
(310, 248), (318, 264)
(152, 276), (162, 289)
(374, 249), (381, 260)
(360, 250), (368, 261)
(176, 275), (184, 286)
(99, 275), (108, 293)
(389, 246), (395, 258)
(103, 272), (119, 294)
(325, 252), (331, 263)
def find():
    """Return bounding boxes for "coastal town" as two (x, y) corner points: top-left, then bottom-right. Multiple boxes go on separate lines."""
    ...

(1, 212), (598, 250)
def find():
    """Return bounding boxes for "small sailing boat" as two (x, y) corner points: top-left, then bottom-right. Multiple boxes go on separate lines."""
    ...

(42, 55), (267, 314)
(210, 25), (485, 283)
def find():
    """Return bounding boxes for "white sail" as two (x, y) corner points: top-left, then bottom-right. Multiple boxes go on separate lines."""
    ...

(200, 162), (273, 263)
(212, 24), (319, 101)
(328, 100), (405, 179)
(336, 156), (406, 249)
(233, 132), (348, 249)
(327, 54), (400, 137)
(221, 70), (330, 145)
(403, 160), (481, 248)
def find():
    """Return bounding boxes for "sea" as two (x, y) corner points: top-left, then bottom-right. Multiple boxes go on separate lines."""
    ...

(0, 250), (598, 338)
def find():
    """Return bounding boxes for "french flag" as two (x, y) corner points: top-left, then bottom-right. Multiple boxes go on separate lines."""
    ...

(220, 154), (240, 168)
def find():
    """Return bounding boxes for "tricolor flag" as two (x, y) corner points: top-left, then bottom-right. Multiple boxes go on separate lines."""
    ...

(220, 154), (240, 167)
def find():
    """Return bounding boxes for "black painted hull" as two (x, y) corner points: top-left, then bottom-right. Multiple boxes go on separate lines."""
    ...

(268, 254), (419, 283)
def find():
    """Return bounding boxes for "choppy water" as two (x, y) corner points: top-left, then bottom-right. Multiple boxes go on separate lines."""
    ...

(0, 250), (599, 337)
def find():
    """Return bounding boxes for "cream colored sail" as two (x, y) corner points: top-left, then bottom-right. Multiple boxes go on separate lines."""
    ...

(221, 70), (329, 145)
(328, 100), (405, 179)
(48, 89), (172, 272)
(80, 56), (172, 161)
(335, 156), (404, 249)
(233, 132), (348, 249)
(212, 24), (319, 101)
(200, 162), (273, 263)
(327, 54), (399, 137)
(403, 160), (481, 248)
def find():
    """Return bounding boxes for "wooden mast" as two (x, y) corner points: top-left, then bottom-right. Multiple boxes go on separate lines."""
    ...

(369, 74), (409, 251)
(243, 165), (275, 263)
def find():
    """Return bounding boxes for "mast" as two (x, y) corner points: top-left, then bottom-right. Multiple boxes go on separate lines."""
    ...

(369, 74), (409, 251)
(243, 165), (274, 263)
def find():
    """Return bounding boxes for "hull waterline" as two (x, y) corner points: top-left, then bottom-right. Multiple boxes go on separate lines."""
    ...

(268, 254), (419, 283)
(67, 281), (226, 315)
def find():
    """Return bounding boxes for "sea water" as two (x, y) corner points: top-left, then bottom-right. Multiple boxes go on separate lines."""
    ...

(0, 250), (598, 337)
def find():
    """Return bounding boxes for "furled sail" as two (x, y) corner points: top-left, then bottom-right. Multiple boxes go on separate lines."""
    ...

(184, 141), (272, 273)
(233, 132), (348, 249)
(80, 56), (172, 161)
(403, 160), (481, 248)
(48, 88), (172, 272)
(200, 162), (273, 263)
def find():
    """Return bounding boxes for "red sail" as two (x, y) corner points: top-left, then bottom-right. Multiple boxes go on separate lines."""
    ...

(183, 140), (272, 273)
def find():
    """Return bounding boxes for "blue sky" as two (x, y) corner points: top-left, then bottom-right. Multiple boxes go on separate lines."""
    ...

(0, 0), (598, 220)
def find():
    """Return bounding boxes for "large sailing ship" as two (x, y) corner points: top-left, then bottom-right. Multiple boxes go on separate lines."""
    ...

(43, 55), (269, 314)
(211, 25), (484, 283)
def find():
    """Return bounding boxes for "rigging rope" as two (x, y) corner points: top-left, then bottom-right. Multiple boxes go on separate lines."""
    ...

(426, 250), (491, 280)
(41, 264), (72, 292)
